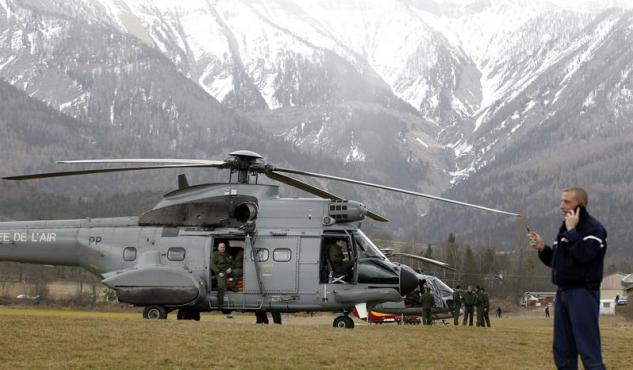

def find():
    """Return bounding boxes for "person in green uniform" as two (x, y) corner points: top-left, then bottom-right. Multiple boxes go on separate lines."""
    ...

(420, 287), (435, 325)
(212, 243), (233, 308)
(452, 285), (463, 326)
(481, 287), (491, 327)
(462, 285), (476, 326)
(328, 238), (353, 278)
(475, 285), (484, 327)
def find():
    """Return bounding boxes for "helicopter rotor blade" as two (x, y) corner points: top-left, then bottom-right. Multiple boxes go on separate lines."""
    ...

(3, 164), (218, 180)
(270, 168), (519, 217)
(365, 210), (388, 222)
(264, 171), (388, 222)
(391, 252), (457, 271)
(57, 159), (226, 166)
(265, 171), (342, 200)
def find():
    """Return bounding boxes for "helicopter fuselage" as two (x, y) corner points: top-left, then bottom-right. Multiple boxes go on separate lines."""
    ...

(0, 183), (417, 319)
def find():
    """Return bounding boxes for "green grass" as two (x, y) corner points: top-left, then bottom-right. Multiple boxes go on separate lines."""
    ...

(0, 307), (631, 369)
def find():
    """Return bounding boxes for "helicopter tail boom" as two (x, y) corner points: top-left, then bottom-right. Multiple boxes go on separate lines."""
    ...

(0, 223), (80, 266)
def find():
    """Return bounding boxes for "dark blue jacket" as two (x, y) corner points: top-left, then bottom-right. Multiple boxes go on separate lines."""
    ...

(538, 207), (607, 290)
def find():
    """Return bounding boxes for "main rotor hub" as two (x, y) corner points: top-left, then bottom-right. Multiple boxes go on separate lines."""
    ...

(228, 150), (263, 160)
(226, 150), (265, 183)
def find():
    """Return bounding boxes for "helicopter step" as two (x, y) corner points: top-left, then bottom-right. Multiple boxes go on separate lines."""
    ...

(207, 295), (245, 311)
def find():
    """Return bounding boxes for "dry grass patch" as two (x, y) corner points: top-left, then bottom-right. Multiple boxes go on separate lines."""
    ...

(0, 308), (631, 369)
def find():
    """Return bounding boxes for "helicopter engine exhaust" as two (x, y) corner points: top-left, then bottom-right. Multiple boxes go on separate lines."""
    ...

(234, 202), (258, 222)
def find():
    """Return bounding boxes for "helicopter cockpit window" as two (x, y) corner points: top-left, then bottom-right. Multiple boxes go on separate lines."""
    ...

(273, 248), (291, 262)
(167, 247), (186, 261)
(352, 230), (386, 260)
(250, 248), (269, 262)
(433, 277), (453, 298)
(123, 247), (137, 261)
(357, 260), (398, 285)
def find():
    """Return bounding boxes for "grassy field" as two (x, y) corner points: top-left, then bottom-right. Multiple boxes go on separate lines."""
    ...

(0, 307), (631, 370)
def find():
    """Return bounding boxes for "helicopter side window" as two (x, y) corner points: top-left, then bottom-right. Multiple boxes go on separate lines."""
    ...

(273, 248), (291, 262)
(250, 248), (269, 262)
(123, 247), (137, 261)
(167, 247), (186, 261)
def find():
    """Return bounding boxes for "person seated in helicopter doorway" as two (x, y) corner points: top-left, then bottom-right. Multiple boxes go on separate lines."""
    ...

(212, 242), (234, 307)
(328, 238), (354, 279)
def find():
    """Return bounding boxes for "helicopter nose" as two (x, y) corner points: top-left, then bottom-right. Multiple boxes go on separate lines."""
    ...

(399, 267), (418, 295)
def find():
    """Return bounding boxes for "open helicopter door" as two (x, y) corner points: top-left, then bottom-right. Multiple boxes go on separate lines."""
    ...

(209, 237), (247, 303)
(320, 232), (356, 285)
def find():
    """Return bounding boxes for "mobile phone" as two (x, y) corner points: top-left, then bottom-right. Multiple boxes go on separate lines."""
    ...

(575, 205), (585, 219)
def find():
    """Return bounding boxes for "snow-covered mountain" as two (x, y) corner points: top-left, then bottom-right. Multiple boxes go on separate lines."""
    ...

(67, 0), (633, 180)
(2, 0), (633, 253)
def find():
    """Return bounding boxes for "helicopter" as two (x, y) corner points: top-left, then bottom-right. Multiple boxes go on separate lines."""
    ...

(354, 250), (459, 324)
(0, 150), (518, 328)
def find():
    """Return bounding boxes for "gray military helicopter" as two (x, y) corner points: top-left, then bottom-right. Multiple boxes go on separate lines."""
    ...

(370, 265), (457, 322)
(353, 250), (458, 323)
(0, 150), (518, 328)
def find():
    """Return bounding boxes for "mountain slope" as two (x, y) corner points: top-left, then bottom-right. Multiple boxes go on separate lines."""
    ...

(418, 9), (633, 256)
(2, 0), (633, 256)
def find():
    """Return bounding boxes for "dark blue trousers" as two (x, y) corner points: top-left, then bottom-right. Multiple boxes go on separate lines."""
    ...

(554, 288), (605, 370)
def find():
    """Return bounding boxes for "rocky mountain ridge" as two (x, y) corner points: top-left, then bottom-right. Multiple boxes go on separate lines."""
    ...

(1, 0), (633, 256)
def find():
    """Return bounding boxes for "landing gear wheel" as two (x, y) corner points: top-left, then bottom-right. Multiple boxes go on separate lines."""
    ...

(143, 305), (167, 320)
(333, 315), (355, 329)
(177, 309), (201, 321)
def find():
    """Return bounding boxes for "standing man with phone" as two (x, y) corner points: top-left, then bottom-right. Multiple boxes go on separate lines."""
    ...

(528, 187), (607, 370)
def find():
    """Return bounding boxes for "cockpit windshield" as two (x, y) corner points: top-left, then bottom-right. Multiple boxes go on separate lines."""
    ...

(432, 276), (454, 297)
(352, 230), (387, 260)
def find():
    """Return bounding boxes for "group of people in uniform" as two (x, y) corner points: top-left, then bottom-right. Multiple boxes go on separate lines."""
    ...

(452, 285), (491, 327)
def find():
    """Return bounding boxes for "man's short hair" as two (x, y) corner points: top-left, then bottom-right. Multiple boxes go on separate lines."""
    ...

(563, 187), (588, 206)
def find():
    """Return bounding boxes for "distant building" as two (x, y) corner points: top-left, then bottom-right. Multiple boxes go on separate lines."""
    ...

(599, 299), (616, 315)
(622, 273), (633, 304)
(520, 291), (555, 307)
(601, 272), (626, 300)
